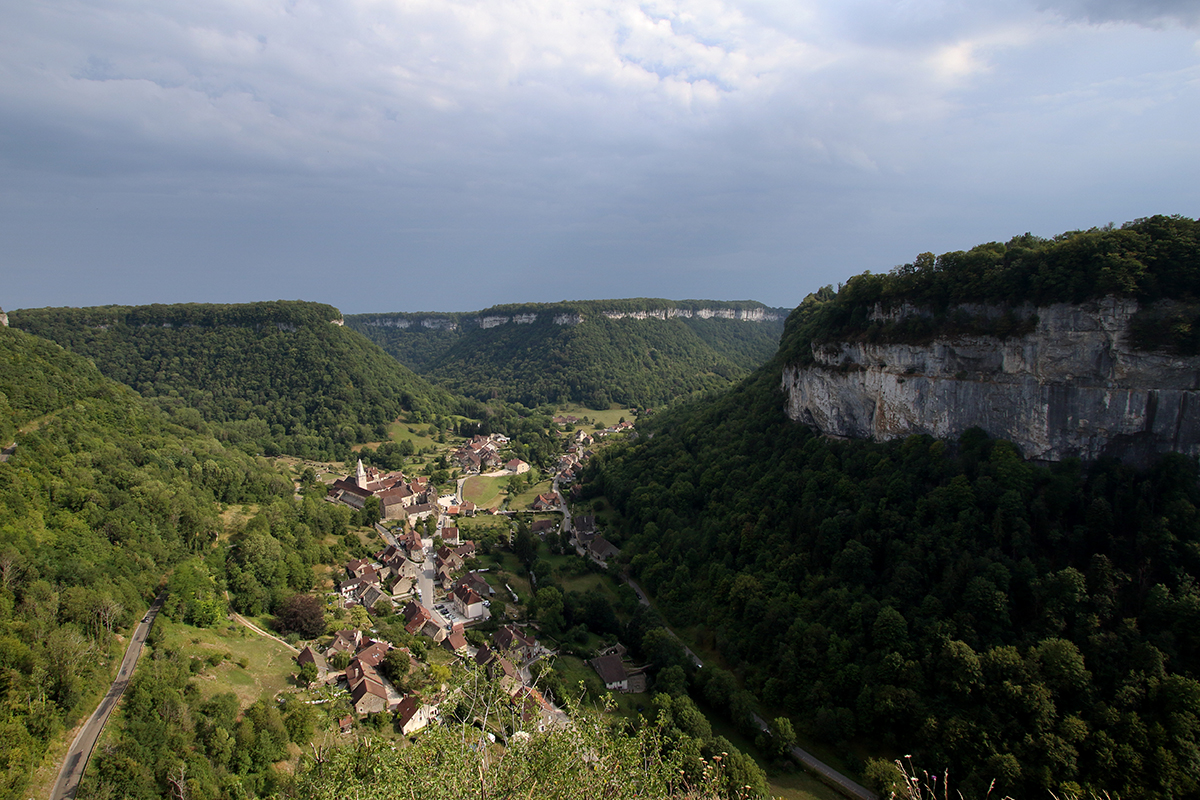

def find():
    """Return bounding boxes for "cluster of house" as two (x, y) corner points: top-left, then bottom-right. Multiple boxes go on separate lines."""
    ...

(299, 612), (560, 732)
(297, 629), (432, 734)
(471, 623), (559, 726)
(553, 423), (631, 485)
(570, 514), (620, 566)
(435, 543), (493, 622)
(452, 434), (529, 477)
(338, 553), (415, 610)
(337, 522), (479, 613)
(531, 491), (562, 512)
(330, 460), (440, 521)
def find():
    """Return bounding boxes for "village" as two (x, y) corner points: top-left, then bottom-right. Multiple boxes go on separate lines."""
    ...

(291, 413), (643, 740)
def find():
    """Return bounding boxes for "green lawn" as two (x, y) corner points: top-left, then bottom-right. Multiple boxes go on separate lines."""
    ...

(554, 404), (634, 431)
(463, 475), (507, 508)
(558, 571), (621, 600)
(548, 653), (606, 703)
(387, 414), (443, 450)
(486, 553), (533, 606)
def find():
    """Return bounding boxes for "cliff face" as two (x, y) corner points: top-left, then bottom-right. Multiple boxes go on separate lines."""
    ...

(782, 297), (1200, 464)
(352, 305), (783, 332)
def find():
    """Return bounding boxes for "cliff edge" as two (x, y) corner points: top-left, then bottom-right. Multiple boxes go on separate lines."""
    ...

(783, 296), (1200, 464)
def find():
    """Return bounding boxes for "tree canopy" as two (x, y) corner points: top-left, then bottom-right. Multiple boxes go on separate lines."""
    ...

(11, 301), (457, 460)
(348, 299), (787, 409)
(587, 337), (1200, 798)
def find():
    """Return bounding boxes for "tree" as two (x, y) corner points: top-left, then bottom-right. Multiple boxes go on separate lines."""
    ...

(863, 759), (906, 796)
(513, 528), (537, 565)
(643, 628), (690, 675)
(761, 717), (796, 760)
(297, 661), (318, 687)
(655, 665), (687, 696)
(380, 649), (413, 691)
(362, 496), (382, 526)
(276, 594), (326, 638)
(534, 587), (565, 633)
(350, 605), (372, 629)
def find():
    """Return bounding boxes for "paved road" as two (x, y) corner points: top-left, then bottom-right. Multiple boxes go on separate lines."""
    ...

(624, 578), (703, 668)
(374, 522), (398, 548)
(50, 592), (166, 800)
(552, 476), (572, 534)
(418, 551), (437, 614)
(748, 713), (877, 800)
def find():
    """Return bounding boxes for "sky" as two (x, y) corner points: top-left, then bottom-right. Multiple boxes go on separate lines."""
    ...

(2, 0), (1198, 314)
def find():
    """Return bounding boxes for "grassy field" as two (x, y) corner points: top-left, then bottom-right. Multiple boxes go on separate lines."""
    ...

(557, 570), (621, 600)
(554, 404), (635, 431)
(548, 653), (606, 703)
(509, 478), (555, 510)
(463, 475), (507, 508)
(153, 616), (299, 706)
(485, 552), (534, 606)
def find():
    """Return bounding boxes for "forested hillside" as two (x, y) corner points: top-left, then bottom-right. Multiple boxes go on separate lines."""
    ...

(347, 299), (787, 409)
(585, 216), (1200, 800)
(0, 326), (296, 798)
(11, 301), (456, 460)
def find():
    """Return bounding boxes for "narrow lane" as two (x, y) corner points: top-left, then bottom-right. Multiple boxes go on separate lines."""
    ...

(623, 576), (876, 800)
(50, 592), (166, 800)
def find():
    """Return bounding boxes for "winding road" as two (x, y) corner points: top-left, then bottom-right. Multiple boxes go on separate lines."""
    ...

(623, 580), (876, 800)
(50, 592), (166, 800)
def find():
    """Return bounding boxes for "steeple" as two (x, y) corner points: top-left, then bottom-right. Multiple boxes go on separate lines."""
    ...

(356, 458), (367, 490)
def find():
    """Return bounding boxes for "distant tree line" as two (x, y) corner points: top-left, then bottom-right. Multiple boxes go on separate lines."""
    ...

(350, 303), (786, 410)
(11, 301), (459, 461)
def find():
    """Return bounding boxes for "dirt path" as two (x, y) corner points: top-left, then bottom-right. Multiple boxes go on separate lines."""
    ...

(227, 606), (300, 654)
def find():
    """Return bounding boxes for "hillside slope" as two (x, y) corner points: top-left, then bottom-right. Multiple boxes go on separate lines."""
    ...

(347, 299), (787, 408)
(0, 325), (293, 799)
(11, 301), (456, 459)
(585, 216), (1200, 800)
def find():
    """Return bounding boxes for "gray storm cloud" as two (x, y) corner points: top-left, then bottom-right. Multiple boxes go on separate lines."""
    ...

(1, 0), (1197, 312)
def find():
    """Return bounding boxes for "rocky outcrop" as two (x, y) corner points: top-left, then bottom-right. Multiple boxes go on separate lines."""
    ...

(782, 297), (1200, 464)
(599, 307), (782, 322)
(357, 307), (782, 329)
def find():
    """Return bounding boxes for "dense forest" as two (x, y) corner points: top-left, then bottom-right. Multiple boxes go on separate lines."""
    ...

(585, 216), (1200, 799)
(0, 326), (296, 798)
(778, 214), (1200, 364)
(10, 301), (457, 460)
(348, 299), (787, 409)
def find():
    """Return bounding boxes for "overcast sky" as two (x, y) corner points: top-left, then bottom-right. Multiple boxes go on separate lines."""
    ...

(2, 0), (1198, 314)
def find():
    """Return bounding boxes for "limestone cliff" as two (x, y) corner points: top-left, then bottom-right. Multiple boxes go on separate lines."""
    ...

(782, 297), (1200, 464)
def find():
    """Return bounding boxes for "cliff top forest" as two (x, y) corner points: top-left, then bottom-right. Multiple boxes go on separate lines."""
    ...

(778, 214), (1200, 364)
